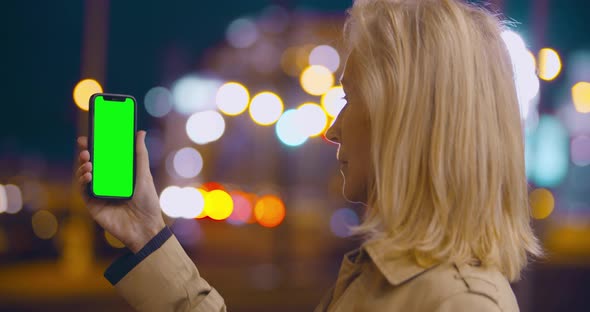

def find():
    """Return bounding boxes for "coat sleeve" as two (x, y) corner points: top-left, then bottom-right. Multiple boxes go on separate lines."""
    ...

(104, 227), (226, 312)
(435, 292), (502, 312)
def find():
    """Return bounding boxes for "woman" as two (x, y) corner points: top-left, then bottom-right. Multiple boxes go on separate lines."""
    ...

(76, 0), (541, 311)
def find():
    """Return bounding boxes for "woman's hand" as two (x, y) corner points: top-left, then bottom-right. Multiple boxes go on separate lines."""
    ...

(76, 131), (165, 253)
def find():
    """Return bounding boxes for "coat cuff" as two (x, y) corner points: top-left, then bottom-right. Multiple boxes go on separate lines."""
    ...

(104, 226), (172, 285)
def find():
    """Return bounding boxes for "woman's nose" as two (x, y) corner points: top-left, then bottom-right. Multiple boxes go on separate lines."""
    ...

(325, 117), (341, 144)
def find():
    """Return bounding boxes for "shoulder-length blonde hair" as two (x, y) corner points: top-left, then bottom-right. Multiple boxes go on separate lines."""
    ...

(345, 0), (542, 281)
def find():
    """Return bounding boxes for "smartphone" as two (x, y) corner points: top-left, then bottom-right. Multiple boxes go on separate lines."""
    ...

(88, 93), (137, 199)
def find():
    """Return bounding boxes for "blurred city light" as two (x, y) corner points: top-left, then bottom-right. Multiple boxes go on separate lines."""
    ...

(530, 188), (555, 220)
(501, 30), (539, 120)
(298, 103), (328, 137)
(329, 208), (360, 238)
(104, 230), (125, 248)
(31, 210), (58, 240)
(275, 109), (308, 147)
(538, 48), (562, 81)
(201, 181), (225, 191)
(160, 186), (205, 219)
(227, 191), (254, 225)
(572, 82), (590, 113)
(0, 184), (6, 214)
(172, 75), (221, 115)
(216, 82), (250, 116)
(205, 190), (234, 221)
(73, 78), (103, 111)
(309, 45), (341, 73)
(249, 91), (284, 126)
(300, 65), (334, 96)
(196, 188), (209, 219)
(173, 147), (203, 179)
(186, 110), (226, 144)
(571, 136), (590, 167)
(226, 18), (259, 49)
(321, 86), (347, 118)
(556, 102), (590, 136)
(254, 195), (285, 228)
(144, 86), (173, 117)
(529, 115), (569, 187)
(3, 184), (22, 214)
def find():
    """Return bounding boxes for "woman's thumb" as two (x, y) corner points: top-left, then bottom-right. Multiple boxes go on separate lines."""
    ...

(136, 130), (151, 175)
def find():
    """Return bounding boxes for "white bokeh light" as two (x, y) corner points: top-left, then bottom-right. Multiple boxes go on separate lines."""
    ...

(4, 184), (22, 214)
(297, 103), (328, 137)
(186, 110), (226, 144)
(160, 186), (204, 219)
(226, 18), (259, 49)
(249, 92), (284, 126)
(172, 75), (221, 115)
(216, 82), (250, 116)
(173, 147), (203, 179)
(538, 48), (562, 81)
(0, 185), (7, 214)
(329, 208), (359, 238)
(309, 45), (340, 73)
(501, 30), (540, 120)
(144, 86), (173, 117)
(321, 86), (347, 118)
(276, 109), (308, 147)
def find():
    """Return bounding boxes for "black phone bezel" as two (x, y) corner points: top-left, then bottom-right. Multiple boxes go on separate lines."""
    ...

(87, 93), (137, 200)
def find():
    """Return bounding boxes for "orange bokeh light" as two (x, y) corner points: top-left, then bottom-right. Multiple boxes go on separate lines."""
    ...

(201, 181), (225, 192)
(254, 195), (286, 228)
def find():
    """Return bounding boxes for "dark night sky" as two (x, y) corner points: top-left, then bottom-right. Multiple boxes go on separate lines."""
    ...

(1, 0), (588, 167)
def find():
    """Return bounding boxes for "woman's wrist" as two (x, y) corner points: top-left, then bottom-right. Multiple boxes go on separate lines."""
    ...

(127, 221), (166, 253)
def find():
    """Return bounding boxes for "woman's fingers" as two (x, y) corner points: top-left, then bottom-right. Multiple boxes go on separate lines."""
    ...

(78, 172), (92, 184)
(77, 136), (88, 150)
(77, 162), (92, 183)
(79, 150), (90, 164)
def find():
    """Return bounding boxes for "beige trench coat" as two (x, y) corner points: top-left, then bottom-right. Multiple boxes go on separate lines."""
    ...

(111, 234), (519, 311)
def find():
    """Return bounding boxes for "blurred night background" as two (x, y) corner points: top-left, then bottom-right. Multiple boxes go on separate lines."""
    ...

(1, 0), (590, 311)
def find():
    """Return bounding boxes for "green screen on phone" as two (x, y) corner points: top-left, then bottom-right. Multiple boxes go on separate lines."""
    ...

(91, 95), (135, 198)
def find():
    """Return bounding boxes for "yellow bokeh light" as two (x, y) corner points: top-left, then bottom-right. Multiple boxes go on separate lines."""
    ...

(321, 86), (347, 118)
(254, 195), (285, 228)
(530, 188), (555, 220)
(538, 48), (562, 81)
(572, 82), (590, 114)
(31, 210), (58, 240)
(249, 91), (284, 126)
(73, 78), (103, 111)
(297, 103), (328, 137)
(205, 190), (234, 221)
(300, 65), (334, 96)
(104, 230), (125, 248)
(216, 82), (250, 116)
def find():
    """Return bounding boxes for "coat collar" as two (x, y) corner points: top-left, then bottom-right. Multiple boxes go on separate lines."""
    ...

(359, 238), (440, 286)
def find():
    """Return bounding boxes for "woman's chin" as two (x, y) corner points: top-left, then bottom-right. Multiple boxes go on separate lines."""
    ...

(342, 184), (366, 204)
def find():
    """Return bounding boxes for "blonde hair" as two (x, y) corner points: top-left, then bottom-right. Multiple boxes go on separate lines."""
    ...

(344, 0), (542, 281)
